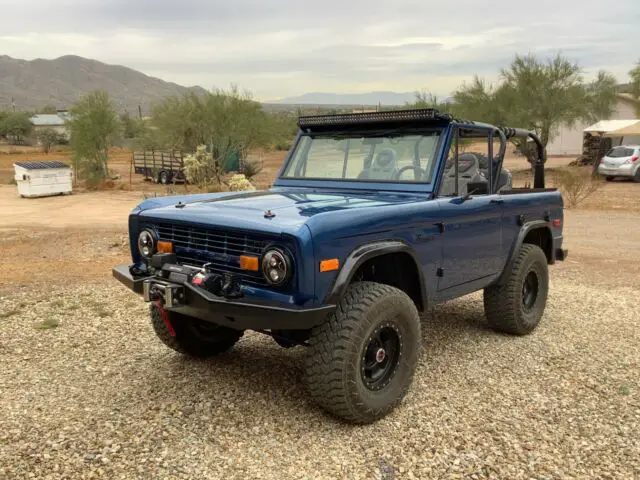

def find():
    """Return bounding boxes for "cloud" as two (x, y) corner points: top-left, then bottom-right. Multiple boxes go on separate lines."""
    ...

(2, 0), (638, 100)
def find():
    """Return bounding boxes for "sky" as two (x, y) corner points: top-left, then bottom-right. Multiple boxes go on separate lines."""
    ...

(1, 0), (639, 101)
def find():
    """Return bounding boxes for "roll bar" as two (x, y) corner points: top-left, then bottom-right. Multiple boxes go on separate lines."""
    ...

(295, 108), (547, 189)
(499, 127), (546, 189)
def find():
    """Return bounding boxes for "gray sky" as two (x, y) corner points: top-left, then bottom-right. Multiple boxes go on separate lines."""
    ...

(1, 0), (638, 100)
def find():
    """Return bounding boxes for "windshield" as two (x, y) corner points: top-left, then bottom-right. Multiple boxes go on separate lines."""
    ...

(281, 131), (442, 183)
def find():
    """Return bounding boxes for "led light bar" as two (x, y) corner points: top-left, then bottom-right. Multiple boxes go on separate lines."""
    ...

(298, 108), (449, 128)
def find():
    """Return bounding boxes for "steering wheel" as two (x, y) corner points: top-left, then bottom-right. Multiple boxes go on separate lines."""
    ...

(394, 165), (427, 181)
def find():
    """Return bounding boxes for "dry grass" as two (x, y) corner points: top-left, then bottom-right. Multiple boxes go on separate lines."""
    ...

(551, 168), (605, 208)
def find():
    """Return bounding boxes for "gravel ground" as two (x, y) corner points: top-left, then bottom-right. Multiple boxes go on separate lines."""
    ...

(1, 268), (639, 479)
(1, 209), (640, 479)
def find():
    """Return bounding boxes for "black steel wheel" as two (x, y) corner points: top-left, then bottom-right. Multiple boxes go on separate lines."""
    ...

(304, 282), (421, 424)
(361, 323), (402, 391)
(521, 271), (539, 312)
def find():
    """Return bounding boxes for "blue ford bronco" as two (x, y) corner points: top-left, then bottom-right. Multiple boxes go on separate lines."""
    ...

(113, 108), (567, 424)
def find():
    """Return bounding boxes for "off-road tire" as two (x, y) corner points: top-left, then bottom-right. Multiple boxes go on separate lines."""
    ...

(150, 304), (243, 357)
(484, 244), (549, 335)
(304, 282), (421, 424)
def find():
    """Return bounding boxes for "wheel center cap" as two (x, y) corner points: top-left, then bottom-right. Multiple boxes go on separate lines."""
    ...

(375, 348), (386, 363)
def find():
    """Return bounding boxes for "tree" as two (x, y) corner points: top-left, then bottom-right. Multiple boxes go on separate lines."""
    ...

(67, 91), (120, 181)
(498, 55), (617, 148)
(433, 54), (618, 165)
(629, 60), (640, 116)
(120, 111), (146, 139)
(38, 128), (61, 153)
(0, 112), (33, 144)
(151, 86), (273, 185)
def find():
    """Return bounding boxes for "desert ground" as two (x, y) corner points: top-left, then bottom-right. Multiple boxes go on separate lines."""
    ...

(1, 147), (639, 479)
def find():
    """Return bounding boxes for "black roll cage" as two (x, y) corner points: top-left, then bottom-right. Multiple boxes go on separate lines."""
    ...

(297, 108), (546, 190)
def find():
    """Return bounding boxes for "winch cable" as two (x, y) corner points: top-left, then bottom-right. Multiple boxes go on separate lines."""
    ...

(154, 299), (176, 337)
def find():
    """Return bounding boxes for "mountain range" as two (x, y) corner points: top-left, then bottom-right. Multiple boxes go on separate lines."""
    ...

(1, 54), (443, 112)
(0, 55), (207, 114)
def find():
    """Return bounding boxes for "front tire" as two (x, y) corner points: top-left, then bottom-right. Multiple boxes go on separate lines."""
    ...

(150, 304), (243, 357)
(484, 244), (549, 335)
(606, 176), (615, 182)
(304, 282), (421, 424)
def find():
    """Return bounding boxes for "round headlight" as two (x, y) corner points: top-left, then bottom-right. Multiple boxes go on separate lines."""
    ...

(137, 229), (156, 259)
(262, 249), (292, 286)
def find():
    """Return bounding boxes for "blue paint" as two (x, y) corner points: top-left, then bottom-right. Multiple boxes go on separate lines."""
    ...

(125, 121), (565, 312)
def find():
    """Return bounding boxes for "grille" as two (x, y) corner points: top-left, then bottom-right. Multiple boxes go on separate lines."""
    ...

(148, 223), (271, 287)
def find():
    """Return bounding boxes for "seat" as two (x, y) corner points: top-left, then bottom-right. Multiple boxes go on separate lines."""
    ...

(358, 149), (397, 180)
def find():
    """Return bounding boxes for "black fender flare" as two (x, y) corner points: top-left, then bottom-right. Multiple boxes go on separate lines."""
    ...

(497, 220), (554, 285)
(325, 241), (426, 308)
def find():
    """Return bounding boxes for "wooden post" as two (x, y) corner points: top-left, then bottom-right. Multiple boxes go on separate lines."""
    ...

(129, 151), (133, 189)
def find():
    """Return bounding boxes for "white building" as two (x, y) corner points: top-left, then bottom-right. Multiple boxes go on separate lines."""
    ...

(546, 94), (639, 156)
(29, 110), (71, 139)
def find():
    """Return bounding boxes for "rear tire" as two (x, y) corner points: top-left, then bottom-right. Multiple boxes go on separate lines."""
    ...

(150, 304), (243, 357)
(633, 169), (640, 183)
(483, 244), (549, 335)
(304, 282), (421, 424)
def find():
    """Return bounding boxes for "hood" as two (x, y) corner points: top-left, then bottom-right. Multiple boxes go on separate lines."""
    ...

(136, 188), (429, 235)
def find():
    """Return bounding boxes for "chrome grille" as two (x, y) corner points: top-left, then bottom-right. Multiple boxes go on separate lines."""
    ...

(148, 223), (270, 287)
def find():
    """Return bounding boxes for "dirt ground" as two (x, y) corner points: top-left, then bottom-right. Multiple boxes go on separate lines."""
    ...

(1, 146), (640, 478)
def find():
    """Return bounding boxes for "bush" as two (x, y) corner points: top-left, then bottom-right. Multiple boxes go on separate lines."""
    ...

(553, 168), (604, 208)
(274, 140), (292, 151)
(227, 174), (255, 192)
(241, 157), (263, 179)
(38, 128), (65, 153)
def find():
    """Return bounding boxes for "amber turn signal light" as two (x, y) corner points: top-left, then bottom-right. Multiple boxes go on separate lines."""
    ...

(320, 258), (340, 272)
(240, 255), (260, 271)
(157, 241), (173, 253)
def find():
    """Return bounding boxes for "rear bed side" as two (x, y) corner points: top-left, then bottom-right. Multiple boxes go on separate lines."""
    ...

(496, 189), (565, 283)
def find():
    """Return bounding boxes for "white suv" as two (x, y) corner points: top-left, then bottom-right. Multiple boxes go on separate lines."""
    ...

(597, 145), (640, 182)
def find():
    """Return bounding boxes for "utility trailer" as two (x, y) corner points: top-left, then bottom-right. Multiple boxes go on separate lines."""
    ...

(132, 150), (185, 184)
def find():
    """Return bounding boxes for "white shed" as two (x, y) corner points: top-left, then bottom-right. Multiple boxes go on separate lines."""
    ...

(13, 161), (73, 198)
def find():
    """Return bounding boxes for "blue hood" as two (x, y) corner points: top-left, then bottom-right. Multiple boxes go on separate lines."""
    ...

(135, 188), (430, 236)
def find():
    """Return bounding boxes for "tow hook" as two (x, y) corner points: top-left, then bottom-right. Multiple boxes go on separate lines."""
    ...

(154, 300), (176, 337)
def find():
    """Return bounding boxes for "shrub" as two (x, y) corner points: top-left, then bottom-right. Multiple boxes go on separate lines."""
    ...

(274, 140), (291, 151)
(227, 174), (256, 192)
(38, 128), (64, 153)
(183, 145), (222, 186)
(241, 157), (263, 179)
(553, 168), (604, 208)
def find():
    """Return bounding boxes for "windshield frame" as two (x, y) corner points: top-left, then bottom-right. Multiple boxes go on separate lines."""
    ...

(274, 127), (447, 191)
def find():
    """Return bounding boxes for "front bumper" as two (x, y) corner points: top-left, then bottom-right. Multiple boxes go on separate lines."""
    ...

(113, 264), (334, 330)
